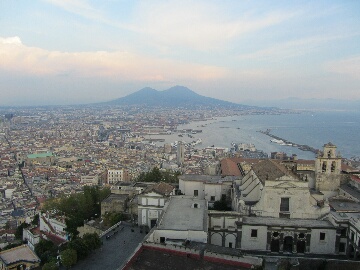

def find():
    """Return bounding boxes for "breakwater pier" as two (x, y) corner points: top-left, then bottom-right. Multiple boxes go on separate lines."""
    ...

(258, 129), (320, 155)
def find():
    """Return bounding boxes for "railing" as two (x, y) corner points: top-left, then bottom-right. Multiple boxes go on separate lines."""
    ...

(99, 221), (123, 238)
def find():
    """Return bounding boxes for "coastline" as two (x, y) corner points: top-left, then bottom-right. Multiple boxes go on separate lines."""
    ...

(146, 110), (360, 160)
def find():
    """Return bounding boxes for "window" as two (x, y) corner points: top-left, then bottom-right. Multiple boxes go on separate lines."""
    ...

(229, 242), (233, 248)
(193, 203), (198, 208)
(320, 232), (326, 241)
(340, 228), (347, 237)
(251, 229), (258, 238)
(280, 198), (290, 212)
(351, 232), (355, 241)
(194, 190), (198, 197)
(160, 237), (165, 243)
(210, 196), (215, 201)
(339, 243), (346, 252)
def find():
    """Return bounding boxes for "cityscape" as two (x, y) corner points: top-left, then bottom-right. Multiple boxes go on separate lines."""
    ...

(1, 1), (360, 270)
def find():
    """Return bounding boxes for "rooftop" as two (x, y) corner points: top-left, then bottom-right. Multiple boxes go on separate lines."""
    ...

(125, 246), (249, 270)
(27, 152), (53, 159)
(157, 196), (207, 231)
(143, 182), (175, 196)
(329, 196), (360, 212)
(252, 159), (299, 183)
(0, 245), (40, 265)
(178, 174), (231, 183)
(102, 193), (129, 203)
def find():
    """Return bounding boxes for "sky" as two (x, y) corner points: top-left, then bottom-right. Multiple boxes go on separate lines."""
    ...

(0, 0), (360, 106)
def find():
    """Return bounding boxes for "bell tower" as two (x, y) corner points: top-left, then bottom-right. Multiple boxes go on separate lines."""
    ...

(315, 143), (341, 198)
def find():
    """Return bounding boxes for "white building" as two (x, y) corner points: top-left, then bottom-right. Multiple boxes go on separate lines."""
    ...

(80, 174), (99, 186)
(179, 175), (233, 206)
(147, 196), (208, 245)
(238, 217), (336, 254)
(137, 182), (175, 228)
(107, 169), (129, 184)
(232, 159), (330, 219)
(40, 213), (68, 241)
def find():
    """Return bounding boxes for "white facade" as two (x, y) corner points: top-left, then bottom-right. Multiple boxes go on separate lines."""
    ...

(40, 213), (68, 241)
(80, 174), (99, 185)
(179, 175), (232, 204)
(147, 196), (208, 245)
(233, 160), (330, 219)
(310, 228), (336, 254)
(237, 217), (337, 255)
(107, 169), (127, 184)
(138, 191), (167, 228)
(241, 225), (268, 251)
(208, 211), (242, 249)
(23, 227), (40, 251)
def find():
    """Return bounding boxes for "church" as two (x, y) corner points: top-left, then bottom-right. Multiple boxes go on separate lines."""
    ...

(209, 143), (360, 257)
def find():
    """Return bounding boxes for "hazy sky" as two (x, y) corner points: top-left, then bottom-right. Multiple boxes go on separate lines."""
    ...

(1, 0), (360, 106)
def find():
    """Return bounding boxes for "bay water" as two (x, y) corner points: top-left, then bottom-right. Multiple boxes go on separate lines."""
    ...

(149, 111), (360, 160)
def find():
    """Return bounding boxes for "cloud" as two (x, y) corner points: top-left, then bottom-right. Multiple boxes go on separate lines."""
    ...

(0, 36), (22, 45)
(325, 56), (360, 79)
(0, 36), (227, 82)
(45, 0), (295, 51)
(238, 34), (352, 61)
(133, 1), (295, 50)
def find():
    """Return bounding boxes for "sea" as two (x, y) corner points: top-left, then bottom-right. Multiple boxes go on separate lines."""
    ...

(148, 110), (360, 160)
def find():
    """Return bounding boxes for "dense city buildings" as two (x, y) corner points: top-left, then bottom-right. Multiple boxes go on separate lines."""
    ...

(0, 106), (360, 269)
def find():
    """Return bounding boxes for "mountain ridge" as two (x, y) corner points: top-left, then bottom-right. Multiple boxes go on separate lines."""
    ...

(104, 85), (254, 108)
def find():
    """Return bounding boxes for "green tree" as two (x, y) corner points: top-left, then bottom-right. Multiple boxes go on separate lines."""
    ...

(211, 196), (231, 211)
(32, 214), (40, 225)
(35, 239), (57, 264)
(43, 186), (110, 239)
(137, 167), (180, 183)
(103, 212), (125, 227)
(15, 222), (30, 240)
(60, 249), (77, 269)
(82, 233), (102, 251)
(67, 238), (89, 260)
(42, 260), (58, 270)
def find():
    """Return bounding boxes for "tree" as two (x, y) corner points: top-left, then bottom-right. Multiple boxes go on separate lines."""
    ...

(103, 212), (125, 227)
(43, 186), (110, 239)
(35, 239), (57, 264)
(15, 222), (30, 240)
(42, 260), (58, 270)
(32, 214), (40, 225)
(136, 167), (181, 183)
(60, 249), (77, 269)
(67, 238), (89, 260)
(82, 233), (102, 251)
(211, 196), (231, 211)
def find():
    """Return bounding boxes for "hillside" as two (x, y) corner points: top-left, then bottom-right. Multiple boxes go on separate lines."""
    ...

(105, 86), (253, 108)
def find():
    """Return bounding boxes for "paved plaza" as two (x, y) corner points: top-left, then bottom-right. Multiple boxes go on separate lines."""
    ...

(72, 223), (146, 270)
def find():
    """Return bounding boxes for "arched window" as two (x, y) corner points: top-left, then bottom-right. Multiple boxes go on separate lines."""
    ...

(322, 162), (327, 172)
(331, 161), (336, 172)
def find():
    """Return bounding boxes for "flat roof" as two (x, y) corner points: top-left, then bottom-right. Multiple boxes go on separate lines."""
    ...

(0, 245), (40, 265)
(240, 217), (335, 229)
(27, 152), (53, 158)
(329, 197), (360, 212)
(126, 246), (248, 270)
(179, 174), (232, 183)
(340, 184), (360, 201)
(102, 193), (128, 203)
(157, 196), (207, 231)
